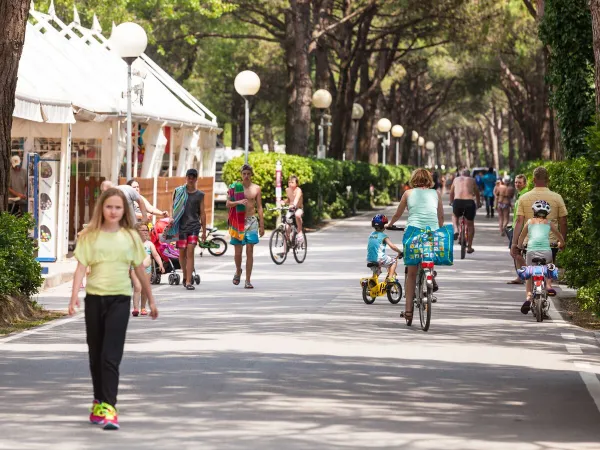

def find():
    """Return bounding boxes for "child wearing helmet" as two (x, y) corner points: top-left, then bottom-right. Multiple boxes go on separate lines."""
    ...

(516, 200), (565, 312)
(367, 214), (402, 281)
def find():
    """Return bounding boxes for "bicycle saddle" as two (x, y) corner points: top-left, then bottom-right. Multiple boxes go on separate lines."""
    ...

(367, 262), (379, 268)
(531, 257), (547, 265)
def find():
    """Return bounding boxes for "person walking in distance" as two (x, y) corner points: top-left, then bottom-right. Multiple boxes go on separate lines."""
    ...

(450, 169), (481, 253)
(495, 177), (515, 236)
(510, 166), (568, 299)
(507, 174), (529, 285)
(170, 169), (206, 290)
(68, 188), (158, 430)
(227, 164), (265, 289)
(482, 167), (497, 218)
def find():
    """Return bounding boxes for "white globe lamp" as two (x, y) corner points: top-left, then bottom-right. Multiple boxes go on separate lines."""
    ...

(377, 118), (392, 133)
(411, 130), (419, 142)
(391, 125), (404, 138)
(110, 22), (148, 60)
(234, 71), (261, 97)
(425, 141), (435, 151)
(351, 103), (364, 120)
(312, 89), (332, 109)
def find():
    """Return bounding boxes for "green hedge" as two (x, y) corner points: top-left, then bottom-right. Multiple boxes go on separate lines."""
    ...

(515, 157), (600, 315)
(222, 153), (411, 227)
(0, 213), (43, 299)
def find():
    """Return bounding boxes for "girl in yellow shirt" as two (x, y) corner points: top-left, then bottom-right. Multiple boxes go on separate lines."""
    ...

(69, 188), (159, 430)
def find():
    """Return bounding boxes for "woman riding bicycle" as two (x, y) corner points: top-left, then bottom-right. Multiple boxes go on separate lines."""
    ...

(388, 169), (444, 323)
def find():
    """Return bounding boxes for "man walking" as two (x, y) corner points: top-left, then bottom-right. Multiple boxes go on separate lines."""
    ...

(226, 164), (265, 289)
(482, 167), (497, 218)
(171, 169), (206, 290)
(450, 169), (481, 253)
(510, 167), (567, 300)
(100, 180), (150, 223)
(507, 174), (529, 285)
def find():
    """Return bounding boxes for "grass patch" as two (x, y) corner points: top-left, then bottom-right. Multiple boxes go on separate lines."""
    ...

(558, 296), (600, 331)
(213, 206), (228, 230)
(0, 310), (66, 335)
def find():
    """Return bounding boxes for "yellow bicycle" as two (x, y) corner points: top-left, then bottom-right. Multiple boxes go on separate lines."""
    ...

(360, 225), (405, 305)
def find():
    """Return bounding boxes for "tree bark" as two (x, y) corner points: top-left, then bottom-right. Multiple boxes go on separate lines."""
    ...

(0, 0), (30, 211)
(590, 0), (600, 114)
(450, 128), (464, 169)
(284, 1), (313, 156)
(508, 112), (516, 172)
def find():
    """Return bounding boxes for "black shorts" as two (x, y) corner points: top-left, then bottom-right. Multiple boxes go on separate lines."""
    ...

(453, 199), (477, 221)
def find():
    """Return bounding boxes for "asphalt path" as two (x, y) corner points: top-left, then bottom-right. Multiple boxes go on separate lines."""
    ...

(1, 202), (600, 449)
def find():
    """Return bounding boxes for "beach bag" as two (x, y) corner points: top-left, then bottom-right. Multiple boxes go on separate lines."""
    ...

(402, 225), (454, 266)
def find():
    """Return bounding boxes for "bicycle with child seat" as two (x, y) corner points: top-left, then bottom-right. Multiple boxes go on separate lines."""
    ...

(268, 206), (307, 265)
(360, 226), (404, 305)
(399, 227), (437, 332)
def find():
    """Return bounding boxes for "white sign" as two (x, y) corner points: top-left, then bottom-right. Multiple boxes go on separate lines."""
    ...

(38, 160), (59, 261)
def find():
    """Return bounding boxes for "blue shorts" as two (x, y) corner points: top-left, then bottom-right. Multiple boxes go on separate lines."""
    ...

(230, 216), (259, 246)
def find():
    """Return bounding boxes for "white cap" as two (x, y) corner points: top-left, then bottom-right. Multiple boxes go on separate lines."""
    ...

(11, 155), (21, 168)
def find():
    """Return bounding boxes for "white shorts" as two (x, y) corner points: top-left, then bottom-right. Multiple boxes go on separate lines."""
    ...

(526, 250), (553, 266)
(378, 255), (395, 268)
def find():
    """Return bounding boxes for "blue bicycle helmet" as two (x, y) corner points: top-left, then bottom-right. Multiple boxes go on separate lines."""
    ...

(371, 214), (388, 229)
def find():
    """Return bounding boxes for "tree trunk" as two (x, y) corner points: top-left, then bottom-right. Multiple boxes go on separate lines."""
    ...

(284, 1), (313, 156)
(263, 121), (275, 153)
(590, 0), (600, 114)
(0, 0), (30, 211)
(451, 128), (464, 169)
(463, 128), (472, 169)
(508, 112), (516, 172)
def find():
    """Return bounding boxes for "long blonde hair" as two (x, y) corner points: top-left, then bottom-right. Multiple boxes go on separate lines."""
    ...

(79, 188), (135, 239)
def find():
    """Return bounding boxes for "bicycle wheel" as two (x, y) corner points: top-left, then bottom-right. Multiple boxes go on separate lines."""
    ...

(386, 281), (402, 304)
(418, 270), (432, 331)
(460, 219), (467, 260)
(293, 233), (307, 263)
(207, 237), (228, 256)
(535, 294), (544, 322)
(362, 283), (376, 305)
(269, 228), (288, 265)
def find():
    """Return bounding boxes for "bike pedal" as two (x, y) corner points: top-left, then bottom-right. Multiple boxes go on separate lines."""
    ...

(431, 296), (437, 303)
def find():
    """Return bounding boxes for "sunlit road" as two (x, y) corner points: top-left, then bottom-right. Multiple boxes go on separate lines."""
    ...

(1, 203), (600, 449)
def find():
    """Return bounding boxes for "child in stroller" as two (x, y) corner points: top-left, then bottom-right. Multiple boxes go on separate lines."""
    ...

(150, 218), (201, 286)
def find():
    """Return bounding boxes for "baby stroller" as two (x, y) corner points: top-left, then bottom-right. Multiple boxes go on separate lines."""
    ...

(150, 218), (201, 286)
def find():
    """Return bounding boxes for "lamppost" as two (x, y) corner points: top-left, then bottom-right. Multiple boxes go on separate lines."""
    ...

(312, 89), (332, 159)
(377, 118), (392, 165)
(425, 141), (435, 168)
(418, 136), (425, 167)
(411, 130), (419, 167)
(234, 71), (261, 165)
(391, 125), (404, 165)
(110, 22), (148, 180)
(351, 103), (364, 161)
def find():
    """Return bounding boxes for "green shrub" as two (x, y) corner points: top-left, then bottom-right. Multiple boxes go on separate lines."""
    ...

(0, 213), (43, 298)
(223, 153), (411, 227)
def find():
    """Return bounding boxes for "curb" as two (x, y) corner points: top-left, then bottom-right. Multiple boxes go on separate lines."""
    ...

(551, 289), (600, 348)
(41, 271), (75, 292)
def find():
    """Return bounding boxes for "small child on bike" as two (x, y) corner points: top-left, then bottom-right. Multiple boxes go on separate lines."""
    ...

(367, 214), (402, 282)
(516, 199), (565, 313)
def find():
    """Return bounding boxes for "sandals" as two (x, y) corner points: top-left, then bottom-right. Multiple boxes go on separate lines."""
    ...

(244, 281), (254, 289)
(467, 248), (475, 254)
(400, 310), (413, 325)
(185, 283), (195, 290)
(233, 270), (242, 286)
(521, 299), (531, 314)
(547, 288), (557, 297)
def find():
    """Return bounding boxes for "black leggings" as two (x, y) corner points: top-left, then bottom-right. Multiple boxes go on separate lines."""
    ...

(485, 196), (495, 216)
(85, 294), (130, 407)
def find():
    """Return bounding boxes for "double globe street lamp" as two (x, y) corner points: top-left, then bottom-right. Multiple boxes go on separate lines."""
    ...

(234, 71), (261, 165)
(110, 22), (148, 180)
(312, 89), (333, 159)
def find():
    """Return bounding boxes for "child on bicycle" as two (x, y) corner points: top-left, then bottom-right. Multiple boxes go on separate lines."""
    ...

(367, 214), (402, 281)
(516, 199), (565, 313)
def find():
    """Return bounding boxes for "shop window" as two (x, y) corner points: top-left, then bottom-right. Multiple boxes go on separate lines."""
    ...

(11, 138), (25, 160)
(71, 139), (102, 178)
(34, 137), (62, 157)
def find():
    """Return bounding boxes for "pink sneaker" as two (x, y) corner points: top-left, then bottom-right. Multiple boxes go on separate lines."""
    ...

(89, 400), (104, 424)
(100, 403), (119, 430)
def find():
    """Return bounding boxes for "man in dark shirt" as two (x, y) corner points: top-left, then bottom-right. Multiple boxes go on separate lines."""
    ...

(174, 169), (206, 290)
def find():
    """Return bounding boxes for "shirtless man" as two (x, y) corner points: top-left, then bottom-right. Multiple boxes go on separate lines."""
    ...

(450, 169), (482, 253)
(100, 180), (150, 223)
(281, 175), (305, 243)
(495, 177), (514, 236)
(226, 164), (265, 289)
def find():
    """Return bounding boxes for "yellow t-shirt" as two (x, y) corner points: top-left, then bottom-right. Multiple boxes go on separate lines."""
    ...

(74, 229), (147, 296)
(516, 187), (567, 243)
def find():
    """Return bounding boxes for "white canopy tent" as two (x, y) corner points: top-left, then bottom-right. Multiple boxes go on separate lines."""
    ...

(11, 3), (221, 261)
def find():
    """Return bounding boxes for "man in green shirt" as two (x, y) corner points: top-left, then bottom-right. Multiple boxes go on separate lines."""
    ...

(507, 174), (529, 284)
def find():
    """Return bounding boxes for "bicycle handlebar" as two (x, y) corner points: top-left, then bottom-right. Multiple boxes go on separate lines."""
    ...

(386, 225), (405, 231)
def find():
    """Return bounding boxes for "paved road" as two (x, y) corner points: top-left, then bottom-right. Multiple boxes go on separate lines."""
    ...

(2, 203), (600, 449)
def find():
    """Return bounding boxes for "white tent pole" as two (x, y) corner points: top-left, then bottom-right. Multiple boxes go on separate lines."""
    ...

(133, 123), (139, 178)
